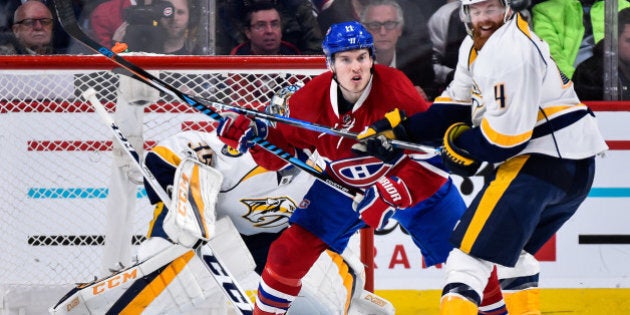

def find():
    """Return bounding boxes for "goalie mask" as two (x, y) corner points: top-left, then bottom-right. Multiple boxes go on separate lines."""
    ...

(322, 21), (375, 69)
(265, 83), (303, 127)
(187, 141), (215, 167)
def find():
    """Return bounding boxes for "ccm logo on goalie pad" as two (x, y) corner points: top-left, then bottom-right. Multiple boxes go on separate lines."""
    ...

(74, 268), (138, 295)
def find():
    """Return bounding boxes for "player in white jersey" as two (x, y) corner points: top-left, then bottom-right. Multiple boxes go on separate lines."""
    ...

(49, 127), (392, 314)
(357, 0), (608, 313)
(141, 129), (393, 314)
(144, 129), (314, 274)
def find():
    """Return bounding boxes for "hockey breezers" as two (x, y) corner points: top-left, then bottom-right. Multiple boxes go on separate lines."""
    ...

(52, 0), (362, 200)
(82, 88), (254, 315)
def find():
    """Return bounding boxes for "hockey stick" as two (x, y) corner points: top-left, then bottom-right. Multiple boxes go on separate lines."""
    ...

(82, 88), (254, 315)
(206, 99), (438, 154)
(52, 0), (362, 198)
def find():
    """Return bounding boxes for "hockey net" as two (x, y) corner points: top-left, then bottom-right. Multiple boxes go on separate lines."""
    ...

(0, 55), (373, 311)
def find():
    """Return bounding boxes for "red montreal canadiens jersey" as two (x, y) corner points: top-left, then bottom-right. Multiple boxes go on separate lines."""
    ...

(255, 64), (448, 203)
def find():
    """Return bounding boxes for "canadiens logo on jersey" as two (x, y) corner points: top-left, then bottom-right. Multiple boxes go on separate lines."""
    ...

(328, 156), (392, 187)
(242, 197), (297, 228)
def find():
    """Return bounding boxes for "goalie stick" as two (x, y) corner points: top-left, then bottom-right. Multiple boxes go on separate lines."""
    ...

(52, 0), (362, 199)
(82, 88), (254, 315)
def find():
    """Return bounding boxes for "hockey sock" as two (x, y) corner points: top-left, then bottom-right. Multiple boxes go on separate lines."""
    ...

(478, 266), (507, 315)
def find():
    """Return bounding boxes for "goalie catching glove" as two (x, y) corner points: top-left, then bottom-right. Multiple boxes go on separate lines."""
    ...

(352, 176), (412, 230)
(216, 112), (268, 154)
(441, 122), (481, 177)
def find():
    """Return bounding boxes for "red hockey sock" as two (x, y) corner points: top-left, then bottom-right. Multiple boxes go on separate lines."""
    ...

(254, 224), (328, 314)
(479, 266), (507, 315)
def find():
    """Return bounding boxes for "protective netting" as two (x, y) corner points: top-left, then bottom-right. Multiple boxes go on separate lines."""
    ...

(0, 56), (325, 296)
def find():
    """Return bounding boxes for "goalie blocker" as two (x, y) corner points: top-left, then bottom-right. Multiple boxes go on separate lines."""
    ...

(164, 158), (223, 247)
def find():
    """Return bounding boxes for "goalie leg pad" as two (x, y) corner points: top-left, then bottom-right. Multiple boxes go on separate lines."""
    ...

(50, 244), (195, 314)
(50, 237), (249, 315)
(291, 250), (354, 314)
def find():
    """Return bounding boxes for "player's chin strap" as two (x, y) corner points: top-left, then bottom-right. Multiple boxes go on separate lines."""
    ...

(82, 88), (254, 315)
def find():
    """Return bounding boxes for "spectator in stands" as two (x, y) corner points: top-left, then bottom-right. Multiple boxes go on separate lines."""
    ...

(216, 0), (323, 55)
(532, 0), (630, 78)
(0, 0), (55, 55)
(360, 0), (435, 100)
(230, 2), (300, 55)
(161, 0), (198, 54)
(90, 0), (131, 49)
(319, 0), (435, 97)
(428, 0), (467, 90)
(91, 0), (199, 54)
(573, 7), (630, 100)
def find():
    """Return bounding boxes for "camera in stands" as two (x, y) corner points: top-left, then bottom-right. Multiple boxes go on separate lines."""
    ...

(123, 1), (174, 26)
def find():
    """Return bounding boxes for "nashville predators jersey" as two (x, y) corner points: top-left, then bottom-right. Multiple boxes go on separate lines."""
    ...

(145, 130), (314, 236)
(438, 13), (608, 160)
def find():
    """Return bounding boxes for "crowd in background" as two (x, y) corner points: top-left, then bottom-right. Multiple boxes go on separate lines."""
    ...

(1, 0), (629, 100)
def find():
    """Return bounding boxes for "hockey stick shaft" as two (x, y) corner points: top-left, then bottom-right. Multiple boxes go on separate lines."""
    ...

(209, 100), (438, 154)
(53, 0), (361, 199)
(83, 88), (254, 315)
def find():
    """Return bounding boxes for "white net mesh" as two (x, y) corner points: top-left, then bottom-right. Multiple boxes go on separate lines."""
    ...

(0, 55), (326, 311)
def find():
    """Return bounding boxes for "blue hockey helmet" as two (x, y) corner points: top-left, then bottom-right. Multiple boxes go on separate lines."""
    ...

(322, 21), (374, 65)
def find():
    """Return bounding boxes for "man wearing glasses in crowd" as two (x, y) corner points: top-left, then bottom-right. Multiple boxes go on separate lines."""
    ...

(230, 1), (301, 55)
(0, 0), (55, 55)
(360, 0), (437, 100)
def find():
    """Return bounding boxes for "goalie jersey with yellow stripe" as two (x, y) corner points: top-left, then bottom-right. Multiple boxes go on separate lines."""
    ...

(144, 130), (314, 236)
(432, 13), (607, 161)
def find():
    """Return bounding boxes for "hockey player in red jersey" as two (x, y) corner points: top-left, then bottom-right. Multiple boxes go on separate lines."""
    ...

(216, 21), (506, 314)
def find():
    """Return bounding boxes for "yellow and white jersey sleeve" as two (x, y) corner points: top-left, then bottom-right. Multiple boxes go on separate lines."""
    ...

(464, 13), (607, 159)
